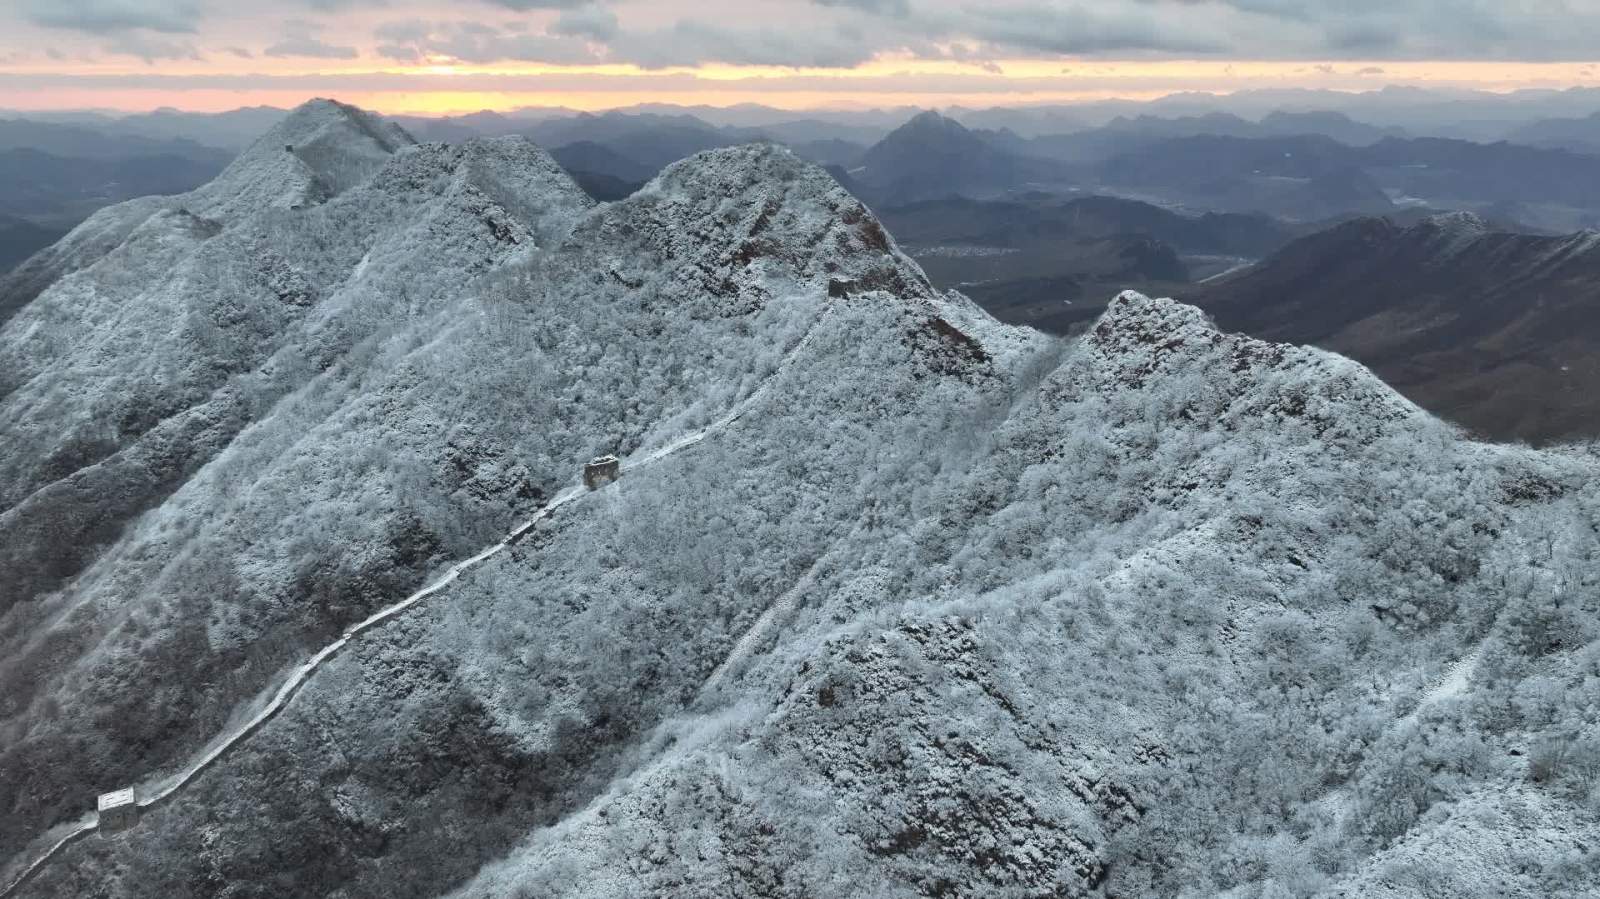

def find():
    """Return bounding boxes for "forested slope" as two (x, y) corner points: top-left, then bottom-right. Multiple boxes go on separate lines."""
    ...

(1, 101), (1597, 899)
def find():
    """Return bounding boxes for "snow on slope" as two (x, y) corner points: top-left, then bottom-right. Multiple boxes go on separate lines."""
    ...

(2, 101), (1599, 899)
(0, 100), (406, 328)
(0, 102), (1027, 879)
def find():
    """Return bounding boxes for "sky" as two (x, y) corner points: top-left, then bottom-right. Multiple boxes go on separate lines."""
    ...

(1, 0), (1598, 114)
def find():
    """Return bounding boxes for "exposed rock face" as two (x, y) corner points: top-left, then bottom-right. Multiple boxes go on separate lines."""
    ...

(1189, 212), (1600, 443)
(2, 101), (1598, 899)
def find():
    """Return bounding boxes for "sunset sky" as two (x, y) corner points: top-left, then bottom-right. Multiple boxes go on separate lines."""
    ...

(2, 0), (1598, 114)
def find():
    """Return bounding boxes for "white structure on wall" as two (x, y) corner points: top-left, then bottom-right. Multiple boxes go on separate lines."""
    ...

(97, 789), (138, 834)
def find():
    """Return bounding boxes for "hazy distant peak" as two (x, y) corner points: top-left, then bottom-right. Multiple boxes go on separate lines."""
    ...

(895, 109), (976, 140)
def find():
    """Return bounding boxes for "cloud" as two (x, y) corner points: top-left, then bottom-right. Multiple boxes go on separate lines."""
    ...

(102, 32), (202, 61)
(265, 36), (360, 59)
(953, 4), (1232, 56)
(264, 20), (359, 59)
(478, 0), (595, 9)
(1134, 0), (1588, 60)
(609, 20), (889, 69)
(792, 0), (1600, 64)
(1354, 66), (1386, 76)
(15, 0), (1600, 77)
(374, 20), (600, 65)
(813, 0), (911, 16)
(22, 0), (201, 34)
(550, 6), (620, 42)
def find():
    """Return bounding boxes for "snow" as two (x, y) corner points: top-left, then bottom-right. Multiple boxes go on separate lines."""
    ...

(4, 100), (1600, 899)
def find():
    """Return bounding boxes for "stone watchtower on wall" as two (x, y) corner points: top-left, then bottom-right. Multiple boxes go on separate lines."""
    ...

(97, 788), (139, 834)
(583, 455), (620, 490)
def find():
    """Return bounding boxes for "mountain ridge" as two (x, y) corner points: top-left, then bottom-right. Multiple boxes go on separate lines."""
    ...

(1, 100), (1597, 899)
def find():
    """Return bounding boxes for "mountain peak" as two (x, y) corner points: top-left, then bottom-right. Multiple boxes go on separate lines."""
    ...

(644, 142), (846, 205)
(1086, 290), (1222, 365)
(189, 99), (415, 218)
(1416, 209), (1490, 233)
(257, 98), (413, 158)
(1409, 210), (1492, 257)
(898, 109), (972, 137)
(1082, 290), (1423, 434)
(628, 142), (933, 300)
(856, 109), (1036, 201)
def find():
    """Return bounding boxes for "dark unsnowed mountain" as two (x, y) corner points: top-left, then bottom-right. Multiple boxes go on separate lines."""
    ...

(1257, 110), (1403, 145)
(1506, 111), (1600, 154)
(0, 215), (68, 276)
(394, 110), (538, 145)
(0, 118), (228, 163)
(780, 136), (867, 168)
(1356, 137), (1600, 222)
(1095, 134), (1396, 220)
(0, 147), (231, 225)
(1010, 110), (1400, 167)
(106, 106), (293, 152)
(1090, 132), (1600, 227)
(526, 111), (737, 174)
(854, 110), (1063, 202)
(549, 140), (657, 185)
(1190, 212), (1600, 443)
(2, 100), (1599, 899)
(881, 193), (1299, 259)
(876, 193), (1299, 332)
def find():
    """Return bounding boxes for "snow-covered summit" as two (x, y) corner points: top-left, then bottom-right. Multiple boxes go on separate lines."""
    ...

(0, 100), (418, 323)
(194, 98), (414, 215)
(1412, 209), (1492, 257)
(608, 142), (936, 307)
(1082, 290), (1426, 436)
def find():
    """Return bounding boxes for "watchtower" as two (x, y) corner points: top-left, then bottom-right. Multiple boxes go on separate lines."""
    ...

(583, 455), (620, 490)
(97, 788), (138, 834)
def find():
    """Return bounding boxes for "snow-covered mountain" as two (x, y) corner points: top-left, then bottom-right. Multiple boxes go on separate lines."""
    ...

(2, 100), (1597, 899)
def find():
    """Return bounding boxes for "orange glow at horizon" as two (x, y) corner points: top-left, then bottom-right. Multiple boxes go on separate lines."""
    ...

(2, 57), (1598, 115)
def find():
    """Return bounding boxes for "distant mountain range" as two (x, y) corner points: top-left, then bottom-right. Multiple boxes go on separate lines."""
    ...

(1190, 212), (1600, 443)
(872, 113), (1600, 228)
(849, 110), (1065, 202)
(0, 214), (67, 276)
(1508, 111), (1600, 155)
(6, 96), (1600, 281)
(3, 106), (302, 152)
(334, 105), (1600, 228)
(881, 193), (1298, 258)
(0, 118), (227, 163)
(0, 119), (235, 275)
(0, 148), (231, 224)
(1014, 110), (1405, 164)
(877, 192), (1303, 332)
